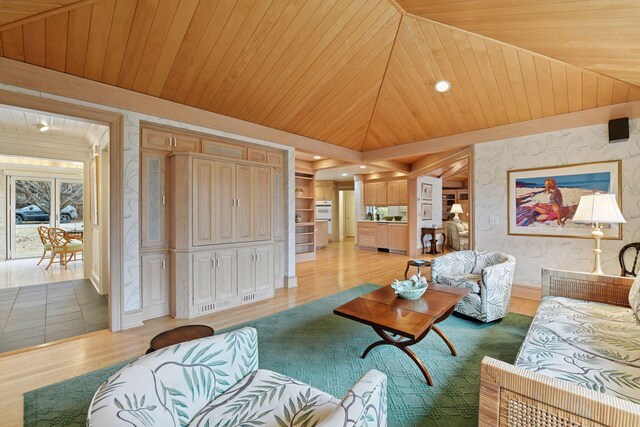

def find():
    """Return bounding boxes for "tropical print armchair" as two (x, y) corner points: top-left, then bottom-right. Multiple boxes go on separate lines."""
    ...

(87, 327), (387, 427)
(431, 250), (516, 322)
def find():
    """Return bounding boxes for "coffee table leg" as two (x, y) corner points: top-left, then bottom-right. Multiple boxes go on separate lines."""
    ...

(432, 326), (457, 356)
(362, 327), (434, 386)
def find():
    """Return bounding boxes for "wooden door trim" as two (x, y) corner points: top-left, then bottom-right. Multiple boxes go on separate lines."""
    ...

(0, 89), (127, 331)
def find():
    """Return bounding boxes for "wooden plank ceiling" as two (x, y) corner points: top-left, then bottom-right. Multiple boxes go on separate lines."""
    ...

(0, 0), (638, 152)
(396, 0), (640, 87)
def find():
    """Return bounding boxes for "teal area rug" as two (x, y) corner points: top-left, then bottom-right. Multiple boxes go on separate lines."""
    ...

(24, 284), (532, 426)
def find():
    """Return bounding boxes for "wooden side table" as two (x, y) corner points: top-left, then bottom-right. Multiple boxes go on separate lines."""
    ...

(421, 227), (446, 255)
(404, 259), (431, 279)
(145, 325), (215, 354)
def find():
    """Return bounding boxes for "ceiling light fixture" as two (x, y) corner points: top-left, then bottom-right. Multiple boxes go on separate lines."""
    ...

(434, 80), (451, 93)
(341, 173), (348, 176)
(360, 165), (366, 169)
(313, 155), (321, 160)
(35, 123), (50, 132)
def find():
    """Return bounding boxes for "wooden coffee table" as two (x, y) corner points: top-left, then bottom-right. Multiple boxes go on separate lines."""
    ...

(334, 284), (469, 385)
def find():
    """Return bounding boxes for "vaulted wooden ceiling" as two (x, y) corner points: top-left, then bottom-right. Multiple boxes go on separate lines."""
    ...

(0, 0), (638, 152)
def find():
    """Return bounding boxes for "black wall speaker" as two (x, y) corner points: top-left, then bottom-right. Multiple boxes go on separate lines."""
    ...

(608, 117), (629, 143)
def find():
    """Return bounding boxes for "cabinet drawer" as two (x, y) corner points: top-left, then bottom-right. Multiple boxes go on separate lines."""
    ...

(248, 148), (268, 163)
(359, 233), (376, 248)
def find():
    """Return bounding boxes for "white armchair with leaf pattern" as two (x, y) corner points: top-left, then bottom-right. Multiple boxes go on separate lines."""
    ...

(431, 250), (516, 323)
(87, 327), (387, 427)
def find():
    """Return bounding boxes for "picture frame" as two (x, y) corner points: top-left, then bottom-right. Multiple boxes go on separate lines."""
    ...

(421, 183), (433, 201)
(421, 203), (432, 221)
(507, 160), (622, 239)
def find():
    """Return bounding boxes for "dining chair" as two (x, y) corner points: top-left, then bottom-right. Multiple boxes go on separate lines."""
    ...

(619, 242), (640, 277)
(46, 227), (84, 270)
(36, 225), (51, 266)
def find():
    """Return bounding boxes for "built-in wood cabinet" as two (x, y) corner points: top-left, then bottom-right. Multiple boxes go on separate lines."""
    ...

(357, 221), (407, 253)
(141, 252), (169, 319)
(364, 180), (407, 206)
(443, 189), (469, 221)
(315, 181), (333, 201)
(140, 123), (286, 320)
(295, 172), (315, 261)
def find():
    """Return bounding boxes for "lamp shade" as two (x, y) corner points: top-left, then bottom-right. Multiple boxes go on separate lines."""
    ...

(572, 193), (626, 224)
(450, 204), (463, 214)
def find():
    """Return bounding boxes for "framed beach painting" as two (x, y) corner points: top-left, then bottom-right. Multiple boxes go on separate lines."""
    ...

(508, 160), (622, 239)
(421, 183), (432, 201)
(421, 203), (432, 220)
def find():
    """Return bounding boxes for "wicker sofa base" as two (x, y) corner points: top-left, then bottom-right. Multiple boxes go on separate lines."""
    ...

(479, 269), (640, 427)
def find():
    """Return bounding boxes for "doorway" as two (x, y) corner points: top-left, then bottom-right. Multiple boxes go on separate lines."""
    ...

(338, 190), (355, 241)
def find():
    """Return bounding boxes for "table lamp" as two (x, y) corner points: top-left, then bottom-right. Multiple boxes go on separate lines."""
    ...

(572, 193), (626, 275)
(450, 204), (463, 221)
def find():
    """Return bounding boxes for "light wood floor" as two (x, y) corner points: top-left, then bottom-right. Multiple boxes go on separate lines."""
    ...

(0, 242), (539, 425)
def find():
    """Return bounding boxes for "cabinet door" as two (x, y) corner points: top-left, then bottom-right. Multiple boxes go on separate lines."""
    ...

(173, 133), (200, 152)
(192, 158), (216, 246)
(389, 225), (408, 251)
(387, 181), (399, 204)
(273, 168), (285, 240)
(202, 138), (246, 159)
(399, 181), (408, 204)
(192, 252), (214, 305)
(274, 241), (284, 284)
(252, 166), (271, 241)
(376, 224), (389, 248)
(216, 162), (236, 244)
(235, 164), (253, 242)
(254, 245), (273, 291)
(236, 247), (255, 295)
(141, 252), (168, 311)
(141, 128), (172, 151)
(214, 250), (236, 300)
(140, 151), (167, 248)
(375, 182), (387, 205)
(364, 183), (375, 205)
(266, 151), (283, 166)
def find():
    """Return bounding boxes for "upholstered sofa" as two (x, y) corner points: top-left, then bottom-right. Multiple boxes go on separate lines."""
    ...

(87, 327), (387, 426)
(431, 250), (516, 322)
(444, 220), (469, 251)
(479, 269), (640, 426)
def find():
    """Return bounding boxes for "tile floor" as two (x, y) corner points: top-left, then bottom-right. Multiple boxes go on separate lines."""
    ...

(0, 279), (108, 353)
(0, 258), (84, 289)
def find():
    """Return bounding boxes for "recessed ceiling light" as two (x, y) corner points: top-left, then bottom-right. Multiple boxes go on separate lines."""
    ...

(359, 165), (366, 169)
(35, 123), (50, 132)
(341, 173), (348, 176)
(434, 80), (451, 93)
(313, 155), (321, 160)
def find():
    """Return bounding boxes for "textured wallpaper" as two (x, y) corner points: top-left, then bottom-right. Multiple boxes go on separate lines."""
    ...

(1, 84), (292, 312)
(474, 119), (640, 286)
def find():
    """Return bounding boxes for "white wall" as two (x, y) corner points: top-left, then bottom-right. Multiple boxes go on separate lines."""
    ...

(1, 83), (294, 313)
(474, 119), (640, 286)
(417, 175), (443, 249)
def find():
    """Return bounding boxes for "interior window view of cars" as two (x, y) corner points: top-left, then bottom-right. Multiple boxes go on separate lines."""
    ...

(15, 204), (78, 224)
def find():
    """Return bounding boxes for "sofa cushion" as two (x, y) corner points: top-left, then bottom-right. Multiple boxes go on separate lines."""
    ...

(439, 274), (481, 294)
(188, 369), (339, 426)
(516, 296), (640, 404)
(629, 274), (640, 322)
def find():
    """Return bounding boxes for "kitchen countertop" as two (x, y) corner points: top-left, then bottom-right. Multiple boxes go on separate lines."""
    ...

(358, 220), (407, 224)
(315, 220), (329, 222)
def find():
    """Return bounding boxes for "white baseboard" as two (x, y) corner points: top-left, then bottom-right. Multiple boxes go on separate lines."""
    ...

(122, 310), (144, 330)
(284, 275), (298, 288)
(89, 272), (101, 295)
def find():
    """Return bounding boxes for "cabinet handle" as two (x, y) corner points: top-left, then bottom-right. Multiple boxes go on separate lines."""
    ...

(216, 258), (220, 268)
(237, 198), (240, 208)
(211, 258), (214, 269)
(162, 195), (166, 205)
(162, 260), (166, 270)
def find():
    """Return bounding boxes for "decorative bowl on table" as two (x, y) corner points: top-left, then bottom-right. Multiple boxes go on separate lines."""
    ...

(394, 216), (403, 221)
(391, 274), (428, 300)
(383, 216), (394, 221)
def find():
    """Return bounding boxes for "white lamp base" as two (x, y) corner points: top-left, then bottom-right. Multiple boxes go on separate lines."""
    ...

(590, 223), (604, 275)
(453, 213), (460, 222)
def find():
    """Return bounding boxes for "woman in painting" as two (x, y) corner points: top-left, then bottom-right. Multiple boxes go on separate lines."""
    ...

(533, 177), (566, 225)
